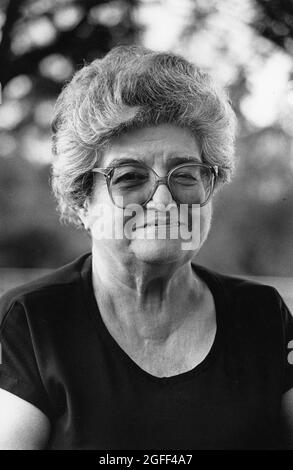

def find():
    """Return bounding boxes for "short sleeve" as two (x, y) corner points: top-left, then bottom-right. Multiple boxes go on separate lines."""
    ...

(0, 300), (52, 417)
(277, 292), (293, 393)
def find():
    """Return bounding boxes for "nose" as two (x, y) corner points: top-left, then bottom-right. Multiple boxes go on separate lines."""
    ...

(148, 181), (174, 207)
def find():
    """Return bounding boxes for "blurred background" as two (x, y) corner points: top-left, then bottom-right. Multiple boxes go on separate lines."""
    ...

(0, 0), (292, 306)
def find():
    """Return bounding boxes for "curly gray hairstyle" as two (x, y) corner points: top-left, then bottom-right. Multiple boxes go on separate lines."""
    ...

(51, 45), (236, 227)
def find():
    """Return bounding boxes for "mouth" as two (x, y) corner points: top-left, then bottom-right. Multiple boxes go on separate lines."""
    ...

(144, 213), (173, 227)
(143, 221), (179, 227)
(132, 220), (180, 231)
(131, 211), (185, 232)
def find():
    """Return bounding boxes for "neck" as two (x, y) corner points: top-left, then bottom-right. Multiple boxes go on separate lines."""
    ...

(91, 245), (205, 341)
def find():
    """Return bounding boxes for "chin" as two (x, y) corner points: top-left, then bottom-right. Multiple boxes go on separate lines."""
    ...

(130, 238), (192, 264)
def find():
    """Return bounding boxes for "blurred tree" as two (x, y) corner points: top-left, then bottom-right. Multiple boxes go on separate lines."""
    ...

(0, 0), (138, 88)
(253, 0), (293, 51)
(178, 0), (293, 275)
(184, 0), (293, 54)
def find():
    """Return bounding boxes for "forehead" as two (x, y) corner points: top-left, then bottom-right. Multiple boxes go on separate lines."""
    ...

(100, 124), (201, 167)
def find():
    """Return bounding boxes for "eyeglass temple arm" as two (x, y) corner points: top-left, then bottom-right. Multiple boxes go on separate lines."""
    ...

(213, 165), (219, 177)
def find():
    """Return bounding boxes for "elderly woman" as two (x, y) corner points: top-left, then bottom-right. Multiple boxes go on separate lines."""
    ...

(0, 46), (292, 450)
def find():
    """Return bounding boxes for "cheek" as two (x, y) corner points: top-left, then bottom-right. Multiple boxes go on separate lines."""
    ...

(88, 203), (121, 242)
(199, 205), (212, 241)
(179, 205), (211, 251)
(187, 204), (211, 232)
(85, 182), (117, 239)
(87, 202), (139, 245)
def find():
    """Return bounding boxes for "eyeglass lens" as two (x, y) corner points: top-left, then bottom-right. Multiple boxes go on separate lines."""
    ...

(109, 164), (214, 207)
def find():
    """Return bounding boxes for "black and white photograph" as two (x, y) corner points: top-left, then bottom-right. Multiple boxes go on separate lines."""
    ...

(0, 0), (293, 453)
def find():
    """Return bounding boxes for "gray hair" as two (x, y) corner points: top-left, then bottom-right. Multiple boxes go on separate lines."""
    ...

(51, 45), (236, 227)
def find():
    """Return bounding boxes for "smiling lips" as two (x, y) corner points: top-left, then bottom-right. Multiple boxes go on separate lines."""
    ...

(143, 220), (179, 228)
(133, 213), (181, 230)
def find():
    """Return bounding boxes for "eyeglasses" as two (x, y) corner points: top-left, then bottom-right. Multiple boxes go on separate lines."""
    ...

(92, 161), (218, 208)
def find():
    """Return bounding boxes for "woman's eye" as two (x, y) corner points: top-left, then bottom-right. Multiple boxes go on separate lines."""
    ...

(174, 173), (197, 181)
(114, 172), (147, 184)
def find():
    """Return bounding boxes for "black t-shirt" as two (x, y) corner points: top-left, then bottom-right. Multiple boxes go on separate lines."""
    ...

(0, 252), (293, 450)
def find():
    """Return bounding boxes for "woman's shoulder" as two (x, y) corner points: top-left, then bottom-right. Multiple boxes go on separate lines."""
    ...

(0, 252), (91, 325)
(193, 262), (280, 297)
(192, 262), (291, 325)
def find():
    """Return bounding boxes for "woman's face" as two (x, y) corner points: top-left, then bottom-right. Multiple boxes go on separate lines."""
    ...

(80, 124), (213, 266)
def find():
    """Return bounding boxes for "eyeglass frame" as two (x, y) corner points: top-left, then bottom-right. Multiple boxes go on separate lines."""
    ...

(91, 161), (219, 208)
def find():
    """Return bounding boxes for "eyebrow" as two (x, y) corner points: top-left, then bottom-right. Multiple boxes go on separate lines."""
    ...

(106, 155), (202, 167)
(168, 155), (202, 165)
